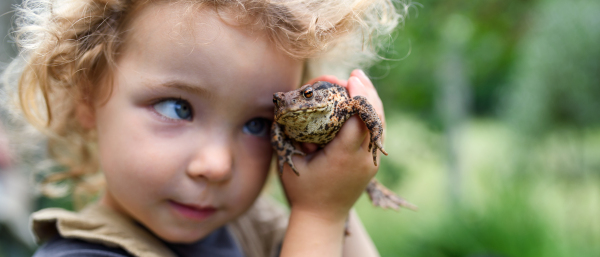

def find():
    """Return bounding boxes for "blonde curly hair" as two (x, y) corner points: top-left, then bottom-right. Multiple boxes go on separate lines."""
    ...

(3, 0), (408, 206)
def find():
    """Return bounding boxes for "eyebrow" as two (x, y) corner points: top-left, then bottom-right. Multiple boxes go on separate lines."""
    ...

(145, 80), (213, 98)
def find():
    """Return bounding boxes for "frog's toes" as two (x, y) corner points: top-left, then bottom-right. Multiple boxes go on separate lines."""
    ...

(369, 137), (388, 166)
(371, 147), (378, 166)
(277, 147), (305, 176)
(365, 179), (417, 211)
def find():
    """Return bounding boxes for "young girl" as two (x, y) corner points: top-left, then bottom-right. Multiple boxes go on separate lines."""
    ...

(4, 0), (406, 256)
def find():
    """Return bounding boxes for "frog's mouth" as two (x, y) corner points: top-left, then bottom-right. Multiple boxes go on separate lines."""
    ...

(275, 105), (329, 122)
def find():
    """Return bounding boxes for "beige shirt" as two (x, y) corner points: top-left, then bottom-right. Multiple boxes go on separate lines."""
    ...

(31, 196), (288, 257)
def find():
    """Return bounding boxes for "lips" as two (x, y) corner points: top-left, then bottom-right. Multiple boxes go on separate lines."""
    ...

(169, 200), (217, 221)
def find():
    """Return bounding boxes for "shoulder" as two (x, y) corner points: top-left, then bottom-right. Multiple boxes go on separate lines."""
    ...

(30, 205), (176, 257)
(239, 195), (289, 236)
(33, 236), (132, 257)
(228, 195), (289, 257)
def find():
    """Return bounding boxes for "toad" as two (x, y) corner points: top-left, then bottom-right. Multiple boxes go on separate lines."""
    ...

(271, 81), (416, 210)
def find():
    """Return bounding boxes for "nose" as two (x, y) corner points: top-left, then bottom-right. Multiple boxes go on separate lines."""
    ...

(186, 137), (233, 183)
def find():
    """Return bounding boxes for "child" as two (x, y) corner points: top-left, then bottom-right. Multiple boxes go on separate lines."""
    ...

(4, 0), (406, 256)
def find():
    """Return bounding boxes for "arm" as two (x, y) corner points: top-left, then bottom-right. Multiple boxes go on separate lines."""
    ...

(280, 207), (347, 256)
(279, 70), (383, 257)
(342, 210), (380, 257)
(280, 209), (379, 257)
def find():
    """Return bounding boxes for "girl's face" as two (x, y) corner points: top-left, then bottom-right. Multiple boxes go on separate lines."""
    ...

(92, 3), (302, 243)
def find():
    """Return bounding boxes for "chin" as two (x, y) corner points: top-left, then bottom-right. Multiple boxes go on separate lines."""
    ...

(154, 226), (214, 244)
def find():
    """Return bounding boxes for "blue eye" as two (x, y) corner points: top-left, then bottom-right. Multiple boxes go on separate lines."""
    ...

(243, 118), (270, 137)
(153, 99), (193, 120)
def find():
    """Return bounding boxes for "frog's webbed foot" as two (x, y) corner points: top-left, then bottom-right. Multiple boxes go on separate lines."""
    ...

(271, 122), (305, 176)
(365, 179), (417, 211)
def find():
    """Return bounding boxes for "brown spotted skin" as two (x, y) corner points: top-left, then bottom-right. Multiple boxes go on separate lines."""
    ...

(271, 81), (416, 211)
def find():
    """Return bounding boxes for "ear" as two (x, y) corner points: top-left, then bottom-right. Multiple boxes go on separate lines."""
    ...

(75, 102), (96, 129)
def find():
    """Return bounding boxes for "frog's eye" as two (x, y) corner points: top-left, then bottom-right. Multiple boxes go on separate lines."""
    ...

(273, 97), (278, 106)
(303, 87), (314, 99)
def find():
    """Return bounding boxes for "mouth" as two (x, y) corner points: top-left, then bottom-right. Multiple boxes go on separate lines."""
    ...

(169, 200), (217, 221)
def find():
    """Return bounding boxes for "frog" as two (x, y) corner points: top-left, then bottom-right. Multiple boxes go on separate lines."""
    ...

(271, 81), (416, 210)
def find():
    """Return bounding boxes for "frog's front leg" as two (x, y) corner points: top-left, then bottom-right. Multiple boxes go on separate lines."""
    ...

(271, 122), (305, 176)
(340, 96), (388, 166)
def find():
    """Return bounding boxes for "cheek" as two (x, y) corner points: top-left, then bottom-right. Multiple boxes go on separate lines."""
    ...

(229, 139), (273, 205)
(96, 112), (186, 199)
(101, 146), (175, 186)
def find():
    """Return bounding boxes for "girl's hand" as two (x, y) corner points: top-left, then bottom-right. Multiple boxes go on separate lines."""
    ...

(280, 69), (385, 222)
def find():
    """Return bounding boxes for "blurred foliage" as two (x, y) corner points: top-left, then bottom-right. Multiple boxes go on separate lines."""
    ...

(0, 224), (33, 257)
(371, 0), (537, 124)
(357, 117), (600, 257)
(362, 0), (600, 256)
(502, 0), (600, 134)
(371, 0), (600, 133)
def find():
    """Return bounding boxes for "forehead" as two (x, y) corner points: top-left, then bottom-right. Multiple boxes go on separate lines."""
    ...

(119, 2), (303, 103)
(123, 3), (264, 62)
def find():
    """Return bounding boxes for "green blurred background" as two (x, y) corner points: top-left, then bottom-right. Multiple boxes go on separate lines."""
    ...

(1, 0), (599, 256)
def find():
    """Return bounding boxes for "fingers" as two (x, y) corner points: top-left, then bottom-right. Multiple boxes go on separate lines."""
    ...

(348, 70), (384, 121)
(347, 77), (370, 99)
(346, 70), (386, 153)
(323, 115), (369, 159)
(306, 75), (348, 88)
(300, 142), (319, 154)
(350, 69), (375, 89)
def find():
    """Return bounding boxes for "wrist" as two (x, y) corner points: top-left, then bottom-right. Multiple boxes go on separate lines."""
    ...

(290, 205), (350, 225)
(281, 208), (347, 257)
